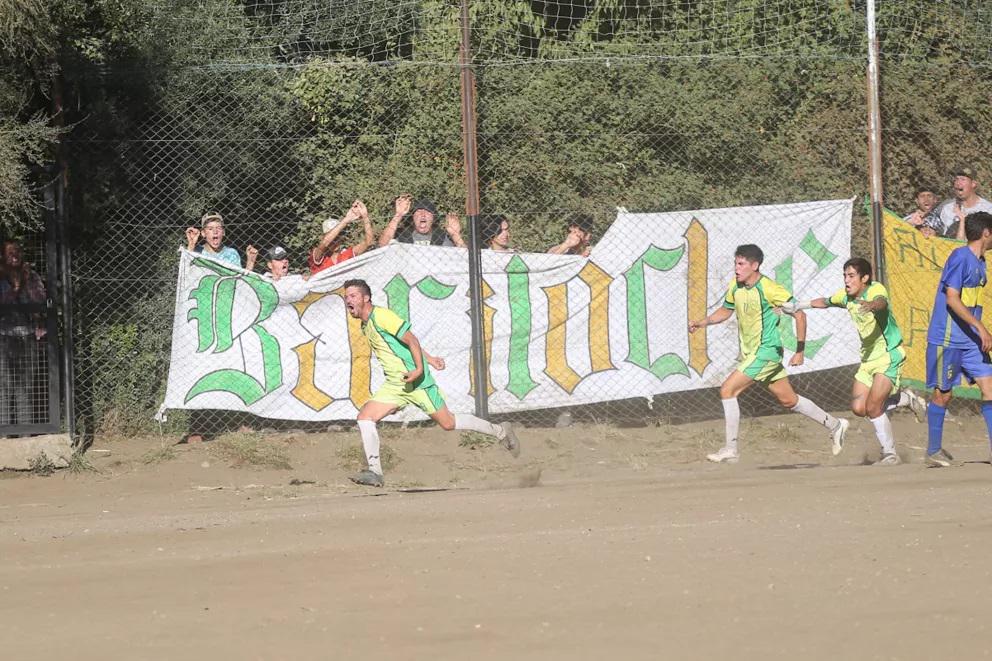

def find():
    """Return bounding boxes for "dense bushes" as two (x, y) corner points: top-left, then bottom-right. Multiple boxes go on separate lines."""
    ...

(4, 1), (990, 434)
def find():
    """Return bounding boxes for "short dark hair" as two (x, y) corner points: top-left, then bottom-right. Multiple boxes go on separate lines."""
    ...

(914, 186), (936, 197)
(843, 257), (873, 283)
(566, 213), (594, 235)
(964, 212), (992, 241)
(343, 279), (371, 299)
(734, 244), (764, 266)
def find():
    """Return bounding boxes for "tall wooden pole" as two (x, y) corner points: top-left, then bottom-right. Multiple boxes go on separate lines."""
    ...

(459, 0), (488, 416)
(866, 0), (885, 282)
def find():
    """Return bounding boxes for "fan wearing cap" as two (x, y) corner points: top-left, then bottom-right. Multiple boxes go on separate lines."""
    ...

(378, 194), (466, 248)
(308, 199), (375, 276)
(922, 165), (992, 240)
(262, 246), (290, 281)
(184, 212), (257, 270)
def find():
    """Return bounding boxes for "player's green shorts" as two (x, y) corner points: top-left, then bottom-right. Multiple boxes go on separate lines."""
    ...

(370, 381), (446, 415)
(854, 346), (905, 392)
(737, 352), (787, 384)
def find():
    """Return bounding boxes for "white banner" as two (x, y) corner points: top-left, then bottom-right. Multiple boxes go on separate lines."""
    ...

(163, 199), (858, 421)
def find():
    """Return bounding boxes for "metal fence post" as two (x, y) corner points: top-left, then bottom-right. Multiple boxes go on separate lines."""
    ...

(459, 0), (489, 417)
(866, 0), (886, 283)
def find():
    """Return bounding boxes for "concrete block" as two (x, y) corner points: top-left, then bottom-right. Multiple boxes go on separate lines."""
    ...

(0, 434), (73, 471)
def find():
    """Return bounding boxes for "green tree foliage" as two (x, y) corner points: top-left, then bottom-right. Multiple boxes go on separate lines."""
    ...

(12, 0), (991, 434)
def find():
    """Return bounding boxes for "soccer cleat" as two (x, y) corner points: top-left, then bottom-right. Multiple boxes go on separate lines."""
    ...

(876, 452), (902, 466)
(706, 446), (739, 464)
(499, 422), (521, 458)
(831, 418), (850, 456)
(925, 448), (957, 468)
(904, 389), (927, 423)
(349, 469), (384, 487)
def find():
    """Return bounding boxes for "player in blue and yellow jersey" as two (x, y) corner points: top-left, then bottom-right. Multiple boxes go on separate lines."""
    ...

(689, 244), (849, 463)
(342, 279), (520, 487)
(923, 211), (992, 467)
(783, 257), (926, 466)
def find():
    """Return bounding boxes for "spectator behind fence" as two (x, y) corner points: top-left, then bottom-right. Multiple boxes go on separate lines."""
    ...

(263, 246), (290, 281)
(481, 214), (513, 252)
(0, 241), (46, 427)
(921, 165), (992, 240)
(547, 214), (594, 257)
(379, 195), (466, 248)
(903, 186), (938, 229)
(309, 199), (375, 276)
(185, 212), (258, 270)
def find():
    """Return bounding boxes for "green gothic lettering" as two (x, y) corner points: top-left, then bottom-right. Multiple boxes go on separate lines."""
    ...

(624, 245), (690, 381)
(184, 258), (283, 406)
(506, 255), (538, 399)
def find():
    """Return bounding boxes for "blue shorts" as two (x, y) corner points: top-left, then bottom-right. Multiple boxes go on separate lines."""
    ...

(926, 343), (992, 391)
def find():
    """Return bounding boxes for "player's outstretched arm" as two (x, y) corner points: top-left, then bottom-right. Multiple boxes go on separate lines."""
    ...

(780, 298), (827, 314)
(946, 288), (992, 351)
(688, 306), (733, 333)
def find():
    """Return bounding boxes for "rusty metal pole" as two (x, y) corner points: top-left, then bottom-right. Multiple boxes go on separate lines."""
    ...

(459, 0), (488, 417)
(866, 0), (886, 283)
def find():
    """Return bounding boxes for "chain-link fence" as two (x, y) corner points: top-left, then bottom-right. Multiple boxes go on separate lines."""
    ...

(62, 1), (992, 441)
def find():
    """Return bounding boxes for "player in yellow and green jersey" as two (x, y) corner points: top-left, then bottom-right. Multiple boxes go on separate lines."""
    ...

(342, 279), (520, 487)
(783, 257), (926, 466)
(689, 244), (849, 464)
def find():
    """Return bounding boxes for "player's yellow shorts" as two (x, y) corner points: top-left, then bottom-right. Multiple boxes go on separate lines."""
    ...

(737, 352), (787, 384)
(854, 346), (905, 393)
(370, 381), (446, 415)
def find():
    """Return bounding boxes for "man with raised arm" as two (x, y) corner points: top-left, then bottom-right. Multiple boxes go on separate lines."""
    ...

(309, 199), (375, 275)
(782, 257), (925, 465)
(688, 244), (849, 464)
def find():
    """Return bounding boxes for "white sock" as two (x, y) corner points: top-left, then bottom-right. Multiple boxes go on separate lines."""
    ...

(357, 419), (382, 475)
(869, 414), (896, 454)
(454, 413), (505, 439)
(790, 396), (840, 431)
(884, 390), (910, 412)
(722, 398), (740, 453)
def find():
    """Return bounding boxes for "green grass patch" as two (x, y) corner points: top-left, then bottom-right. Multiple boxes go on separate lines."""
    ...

(212, 433), (292, 470)
(28, 452), (56, 476)
(66, 451), (99, 475)
(141, 444), (178, 465)
(459, 431), (495, 449)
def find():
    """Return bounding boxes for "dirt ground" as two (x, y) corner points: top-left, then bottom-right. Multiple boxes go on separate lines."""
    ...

(2, 408), (992, 660)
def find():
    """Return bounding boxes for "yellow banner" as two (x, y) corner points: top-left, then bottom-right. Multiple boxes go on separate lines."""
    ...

(883, 210), (991, 395)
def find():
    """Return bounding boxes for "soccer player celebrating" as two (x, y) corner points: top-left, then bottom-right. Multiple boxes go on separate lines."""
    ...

(689, 244), (849, 464)
(342, 279), (520, 487)
(781, 258), (926, 465)
(922, 211), (992, 467)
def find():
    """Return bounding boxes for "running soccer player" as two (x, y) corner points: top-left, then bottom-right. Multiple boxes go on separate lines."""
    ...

(688, 244), (849, 463)
(342, 279), (520, 486)
(782, 257), (926, 465)
(923, 211), (992, 467)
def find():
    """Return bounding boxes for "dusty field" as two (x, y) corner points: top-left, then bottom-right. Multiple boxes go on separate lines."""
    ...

(2, 408), (992, 660)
